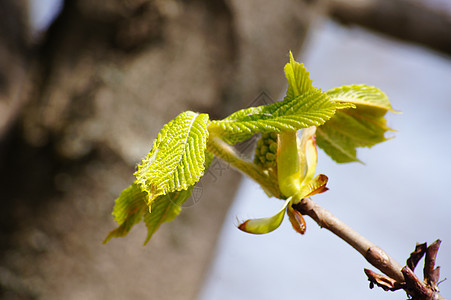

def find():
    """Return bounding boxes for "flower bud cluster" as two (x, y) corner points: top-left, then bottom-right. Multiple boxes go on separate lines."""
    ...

(254, 132), (278, 169)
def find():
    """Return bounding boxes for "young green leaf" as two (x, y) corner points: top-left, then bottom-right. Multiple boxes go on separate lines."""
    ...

(134, 111), (210, 209)
(143, 151), (214, 244)
(317, 85), (396, 163)
(209, 53), (334, 145)
(105, 151), (213, 245)
(103, 183), (148, 244)
(209, 90), (339, 144)
(301, 174), (329, 198)
(327, 84), (396, 112)
(238, 197), (292, 234)
(277, 130), (302, 197)
(298, 127), (318, 185)
(103, 185), (194, 245)
(143, 188), (193, 244)
(284, 51), (316, 100)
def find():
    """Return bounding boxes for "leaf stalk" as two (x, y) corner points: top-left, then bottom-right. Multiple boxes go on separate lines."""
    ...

(206, 135), (281, 198)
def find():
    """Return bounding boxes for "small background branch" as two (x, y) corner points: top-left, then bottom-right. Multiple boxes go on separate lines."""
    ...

(329, 0), (451, 55)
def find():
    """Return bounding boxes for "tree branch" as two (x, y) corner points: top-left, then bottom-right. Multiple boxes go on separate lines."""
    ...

(293, 197), (446, 300)
(207, 134), (446, 299)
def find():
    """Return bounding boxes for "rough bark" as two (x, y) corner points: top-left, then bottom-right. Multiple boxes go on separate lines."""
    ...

(0, 0), (31, 140)
(0, 0), (324, 299)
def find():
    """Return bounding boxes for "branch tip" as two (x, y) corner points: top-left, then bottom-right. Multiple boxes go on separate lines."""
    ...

(364, 268), (402, 291)
(407, 242), (427, 271)
(424, 239), (442, 291)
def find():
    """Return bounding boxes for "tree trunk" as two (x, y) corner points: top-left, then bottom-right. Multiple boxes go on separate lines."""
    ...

(0, 0), (324, 299)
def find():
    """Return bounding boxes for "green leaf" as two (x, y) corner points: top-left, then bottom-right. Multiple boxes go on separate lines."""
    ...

(143, 188), (193, 244)
(209, 53), (333, 145)
(238, 197), (292, 234)
(277, 130), (302, 197)
(142, 151), (213, 244)
(105, 150), (214, 245)
(103, 186), (193, 245)
(327, 84), (397, 112)
(284, 51), (316, 100)
(134, 111), (210, 209)
(317, 85), (396, 163)
(209, 91), (339, 144)
(298, 127), (318, 185)
(103, 183), (147, 244)
(301, 174), (329, 198)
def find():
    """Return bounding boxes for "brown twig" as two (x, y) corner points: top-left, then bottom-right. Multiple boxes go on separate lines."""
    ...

(400, 241), (444, 300)
(211, 137), (446, 299)
(403, 266), (434, 299)
(294, 197), (446, 300)
(295, 197), (404, 281)
(364, 268), (403, 291)
(424, 240), (441, 291)
(407, 243), (427, 271)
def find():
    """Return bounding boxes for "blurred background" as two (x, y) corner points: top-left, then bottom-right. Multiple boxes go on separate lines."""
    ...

(0, 0), (450, 299)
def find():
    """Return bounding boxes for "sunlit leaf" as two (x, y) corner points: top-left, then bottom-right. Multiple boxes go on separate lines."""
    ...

(103, 183), (147, 244)
(298, 127), (318, 183)
(209, 53), (344, 145)
(209, 91), (339, 144)
(284, 51), (316, 100)
(317, 85), (396, 163)
(327, 84), (396, 112)
(135, 111), (209, 209)
(302, 174), (329, 198)
(143, 188), (193, 244)
(143, 151), (214, 244)
(277, 130), (302, 197)
(105, 150), (214, 244)
(238, 197), (292, 234)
